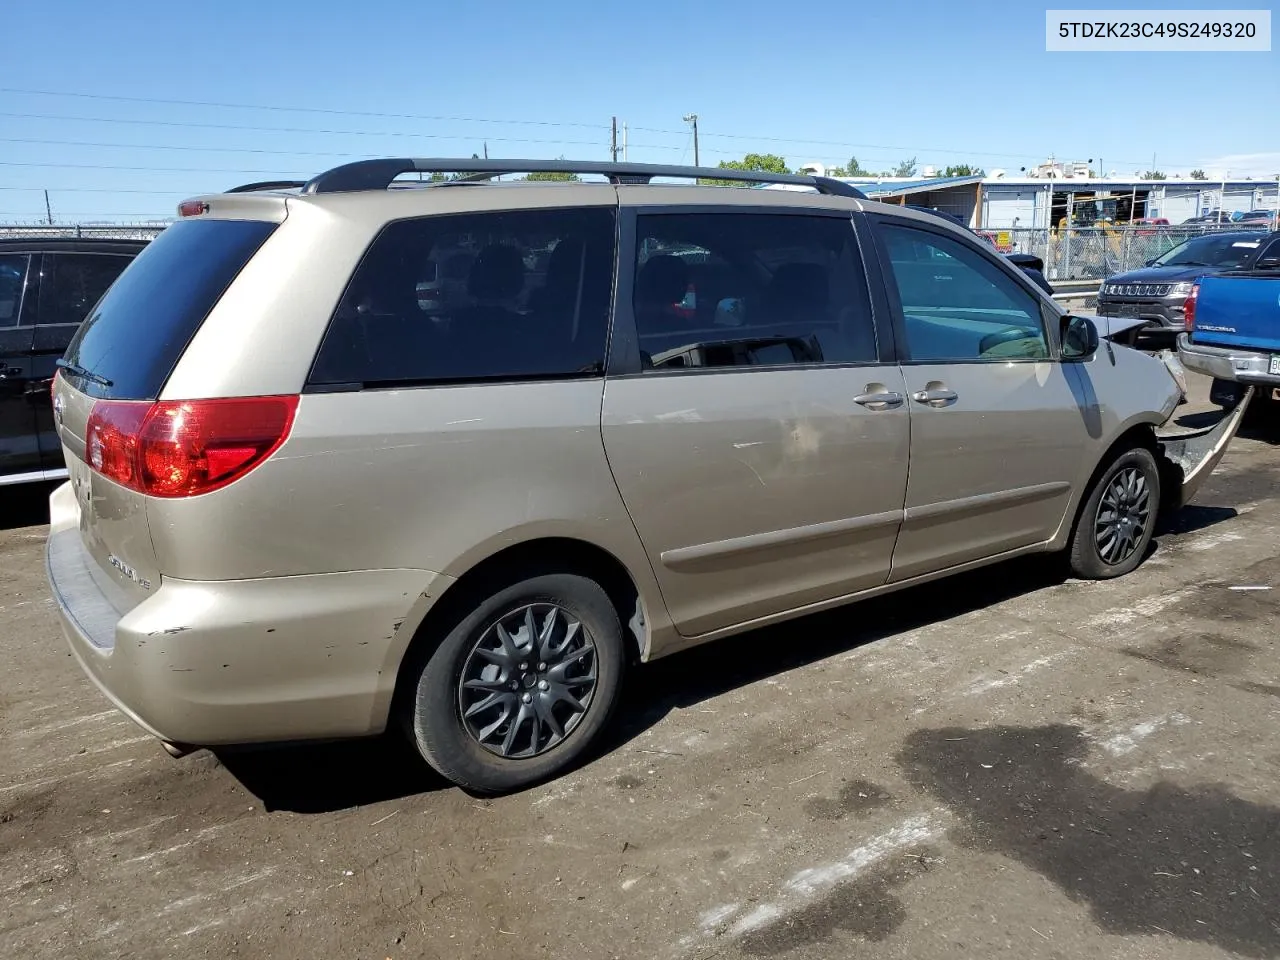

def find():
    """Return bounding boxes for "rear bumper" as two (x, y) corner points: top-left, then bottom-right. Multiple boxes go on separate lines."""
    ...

(46, 482), (452, 746)
(1177, 334), (1280, 386)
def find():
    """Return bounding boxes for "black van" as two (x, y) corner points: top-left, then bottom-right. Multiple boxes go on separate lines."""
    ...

(0, 238), (147, 485)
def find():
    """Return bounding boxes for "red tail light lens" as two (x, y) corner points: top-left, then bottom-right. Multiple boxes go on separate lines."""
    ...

(85, 396), (298, 497)
(1183, 283), (1199, 332)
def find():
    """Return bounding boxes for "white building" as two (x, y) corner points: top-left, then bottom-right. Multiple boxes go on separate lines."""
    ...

(976, 176), (1280, 229)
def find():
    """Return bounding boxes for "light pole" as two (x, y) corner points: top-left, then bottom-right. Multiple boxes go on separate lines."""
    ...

(683, 113), (699, 167)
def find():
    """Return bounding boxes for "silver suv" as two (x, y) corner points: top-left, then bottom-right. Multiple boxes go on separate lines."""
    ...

(46, 159), (1241, 794)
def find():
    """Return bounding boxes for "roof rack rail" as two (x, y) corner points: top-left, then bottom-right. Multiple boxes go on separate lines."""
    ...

(300, 159), (868, 201)
(225, 180), (308, 194)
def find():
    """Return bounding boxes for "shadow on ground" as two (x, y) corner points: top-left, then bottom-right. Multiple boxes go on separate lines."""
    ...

(609, 554), (1070, 753)
(1176, 403), (1280, 446)
(214, 734), (447, 813)
(219, 554), (1074, 812)
(1157, 503), (1238, 536)
(900, 724), (1280, 958)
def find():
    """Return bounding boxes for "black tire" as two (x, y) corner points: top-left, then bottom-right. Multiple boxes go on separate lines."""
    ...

(1069, 446), (1161, 580)
(1210, 378), (1243, 411)
(405, 573), (625, 794)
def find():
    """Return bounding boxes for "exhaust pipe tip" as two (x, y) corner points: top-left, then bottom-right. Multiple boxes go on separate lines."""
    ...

(160, 740), (197, 759)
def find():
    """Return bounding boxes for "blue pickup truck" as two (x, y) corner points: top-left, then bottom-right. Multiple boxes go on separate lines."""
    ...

(1177, 271), (1280, 411)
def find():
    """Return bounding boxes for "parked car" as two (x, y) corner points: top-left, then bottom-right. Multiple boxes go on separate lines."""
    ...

(1237, 210), (1278, 226)
(1, 238), (146, 485)
(47, 159), (1240, 793)
(1177, 266), (1280, 412)
(1095, 230), (1280, 332)
(1131, 217), (1170, 236)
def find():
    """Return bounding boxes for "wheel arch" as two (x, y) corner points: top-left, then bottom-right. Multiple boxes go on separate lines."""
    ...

(386, 536), (651, 726)
(1055, 420), (1164, 550)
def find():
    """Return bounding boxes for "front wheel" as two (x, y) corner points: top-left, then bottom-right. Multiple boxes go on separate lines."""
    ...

(1068, 447), (1161, 579)
(405, 572), (626, 794)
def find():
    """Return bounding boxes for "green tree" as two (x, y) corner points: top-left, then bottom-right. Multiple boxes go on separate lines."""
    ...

(700, 152), (791, 186)
(892, 157), (918, 177)
(942, 163), (984, 177)
(1141, 170), (1166, 180)
(833, 155), (872, 177)
(525, 156), (581, 181)
(1189, 169), (1208, 180)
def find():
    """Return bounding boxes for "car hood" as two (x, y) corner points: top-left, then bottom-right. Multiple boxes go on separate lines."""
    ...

(1105, 265), (1226, 284)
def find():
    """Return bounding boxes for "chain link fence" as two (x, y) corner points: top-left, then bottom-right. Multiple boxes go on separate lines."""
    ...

(982, 223), (1275, 282)
(0, 222), (170, 241)
(3, 219), (1276, 285)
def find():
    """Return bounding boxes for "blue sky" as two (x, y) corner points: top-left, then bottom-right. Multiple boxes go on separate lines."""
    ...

(4, 0), (1277, 221)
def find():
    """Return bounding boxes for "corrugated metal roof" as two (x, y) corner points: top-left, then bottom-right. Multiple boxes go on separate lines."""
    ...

(841, 175), (985, 198)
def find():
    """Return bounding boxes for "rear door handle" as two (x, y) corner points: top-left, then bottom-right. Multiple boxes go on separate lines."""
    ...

(911, 388), (959, 408)
(853, 390), (903, 410)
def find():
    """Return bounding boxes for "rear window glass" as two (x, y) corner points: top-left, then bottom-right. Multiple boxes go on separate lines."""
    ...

(309, 207), (616, 386)
(62, 219), (276, 399)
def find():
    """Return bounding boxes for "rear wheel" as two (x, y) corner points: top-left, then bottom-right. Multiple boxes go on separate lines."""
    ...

(1068, 447), (1160, 579)
(405, 572), (625, 794)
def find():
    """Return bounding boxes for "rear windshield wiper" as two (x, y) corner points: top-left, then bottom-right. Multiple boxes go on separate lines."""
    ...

(56, 358), (114, 389)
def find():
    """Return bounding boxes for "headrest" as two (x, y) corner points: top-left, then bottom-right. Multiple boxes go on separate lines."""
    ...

(468, 244), (526, 301)
(635, 254), (691, 308)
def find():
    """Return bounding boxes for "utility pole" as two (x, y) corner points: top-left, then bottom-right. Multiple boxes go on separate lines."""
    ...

(683, 113), (699, 166)
(610, 117), (618, 162)
(44, 189), (52, 225)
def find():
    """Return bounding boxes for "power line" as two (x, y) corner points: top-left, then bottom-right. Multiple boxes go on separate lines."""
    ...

(0, 160), (311, 175)
(0, 186), (193, 193)
(0, 86), (610, 130)
(0, 89), (1230, 171)
(0, 133), (684, 157)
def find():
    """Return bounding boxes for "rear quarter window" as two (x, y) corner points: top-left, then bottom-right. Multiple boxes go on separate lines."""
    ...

(62, 219), (276, 399)
(309, 207), (617, 386)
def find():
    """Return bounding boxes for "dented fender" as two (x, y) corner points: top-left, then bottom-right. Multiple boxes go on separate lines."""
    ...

(1157, 388), (1253, 509)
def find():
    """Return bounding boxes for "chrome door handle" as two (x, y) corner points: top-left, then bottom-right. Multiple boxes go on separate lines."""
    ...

(911, 388), (958, 407)
(853, 391), (903, 410)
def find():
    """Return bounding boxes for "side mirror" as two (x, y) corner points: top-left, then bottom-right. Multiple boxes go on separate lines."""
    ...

(1144, 258), (1156, 266)
(1060, 314), (1099, 361)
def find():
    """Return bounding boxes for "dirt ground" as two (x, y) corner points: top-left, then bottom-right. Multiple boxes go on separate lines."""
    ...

(2, 375), (1278, 960)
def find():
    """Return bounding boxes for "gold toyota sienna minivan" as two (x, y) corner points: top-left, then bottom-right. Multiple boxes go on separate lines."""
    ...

(46, 159), (1245, 793)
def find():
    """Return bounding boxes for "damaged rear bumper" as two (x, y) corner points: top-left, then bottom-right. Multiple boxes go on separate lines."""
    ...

(1157, 387), (1253, 509)
(46, 485), (450, 746)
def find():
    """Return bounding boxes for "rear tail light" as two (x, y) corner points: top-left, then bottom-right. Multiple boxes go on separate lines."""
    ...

(178, 200), (209, 217)
(1183, 282), (1199, 332)
(85, 396), (298, 497)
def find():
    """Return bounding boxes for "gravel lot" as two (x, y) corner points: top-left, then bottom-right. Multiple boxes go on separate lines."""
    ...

(2, 375), (1278, 960)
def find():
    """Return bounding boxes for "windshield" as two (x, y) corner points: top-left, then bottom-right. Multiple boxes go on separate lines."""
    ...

(1153, 234), (1260, 268)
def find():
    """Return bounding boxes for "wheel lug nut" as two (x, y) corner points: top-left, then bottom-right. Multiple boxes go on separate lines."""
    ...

(519, 662), (528, 671)
(521, 692), (532, 704)
(538, 680), (549, 691)
(537, 662), (546, 671)
(509, 681), (519, 690)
